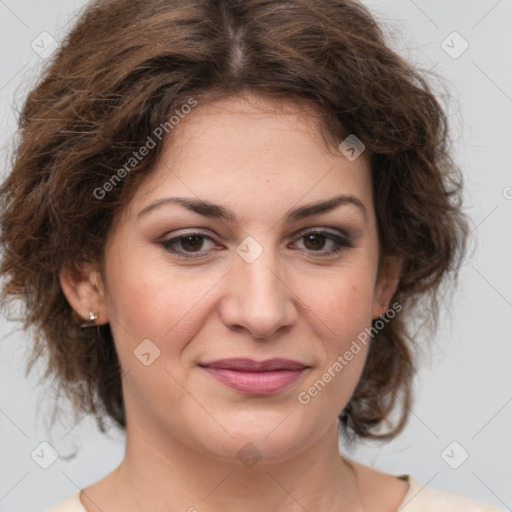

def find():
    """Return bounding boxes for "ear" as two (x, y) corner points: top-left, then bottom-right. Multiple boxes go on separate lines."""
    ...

(372, 255), (402, 319)
(59, 263), (110, 325)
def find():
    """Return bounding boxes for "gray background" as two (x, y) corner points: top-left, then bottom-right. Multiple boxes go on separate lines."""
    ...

(0, 1), (511, 511)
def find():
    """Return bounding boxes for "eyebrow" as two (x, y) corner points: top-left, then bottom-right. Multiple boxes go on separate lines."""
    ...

(137, 194), (367, 223)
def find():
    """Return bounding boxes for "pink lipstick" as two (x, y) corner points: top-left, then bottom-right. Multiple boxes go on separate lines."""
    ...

(199, 358), (308, 395)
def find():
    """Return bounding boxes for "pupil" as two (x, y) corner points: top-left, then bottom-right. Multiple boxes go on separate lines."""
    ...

(182, 235), (202, 251)
(305, 234), (325, 250)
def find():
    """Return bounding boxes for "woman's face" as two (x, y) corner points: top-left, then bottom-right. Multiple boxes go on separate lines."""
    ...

(86, 94), (399, 463)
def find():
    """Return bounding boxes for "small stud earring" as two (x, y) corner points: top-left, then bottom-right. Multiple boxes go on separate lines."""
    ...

(80, 310), (98, 328)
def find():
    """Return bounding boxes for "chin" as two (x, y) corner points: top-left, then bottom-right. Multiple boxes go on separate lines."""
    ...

(197, 419), (318, 466)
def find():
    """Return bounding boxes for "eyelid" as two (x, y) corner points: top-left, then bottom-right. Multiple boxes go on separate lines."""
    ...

(293, 226), (353, 241)
(159, 225), (354, 242)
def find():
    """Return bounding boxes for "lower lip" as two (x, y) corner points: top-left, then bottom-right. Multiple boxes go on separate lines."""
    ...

(200, 367), (306, 394)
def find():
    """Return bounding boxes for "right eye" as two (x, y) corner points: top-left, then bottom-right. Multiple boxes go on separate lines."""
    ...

(158, 232), (220, 258)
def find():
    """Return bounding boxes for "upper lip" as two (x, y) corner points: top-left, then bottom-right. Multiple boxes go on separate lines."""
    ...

(199, 358), (308, 372)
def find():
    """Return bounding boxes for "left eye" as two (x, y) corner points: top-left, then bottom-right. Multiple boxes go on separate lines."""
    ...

(290, 229), (353, 257)
(158, 229), (352, 259)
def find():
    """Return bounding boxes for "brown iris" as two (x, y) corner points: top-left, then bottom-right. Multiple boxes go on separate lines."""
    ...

(180, 235), (204, 252)
(303, 233), (327, 251)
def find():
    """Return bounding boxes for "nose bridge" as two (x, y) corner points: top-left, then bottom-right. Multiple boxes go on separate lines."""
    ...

(221, 236), (295, 338)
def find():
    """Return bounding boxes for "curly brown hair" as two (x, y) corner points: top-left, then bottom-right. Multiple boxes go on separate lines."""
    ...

(0, 0), (468, 443)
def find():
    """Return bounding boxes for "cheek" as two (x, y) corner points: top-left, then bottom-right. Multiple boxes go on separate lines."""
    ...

(102, 251), (222, 362)
(294, 266), (376, 400)
(303, 265), (376, 339)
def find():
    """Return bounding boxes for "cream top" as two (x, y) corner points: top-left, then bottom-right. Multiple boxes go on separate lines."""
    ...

(46, 474), (503, 511)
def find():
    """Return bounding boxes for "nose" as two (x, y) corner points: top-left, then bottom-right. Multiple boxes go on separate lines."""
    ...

(219, 243), (297, 340)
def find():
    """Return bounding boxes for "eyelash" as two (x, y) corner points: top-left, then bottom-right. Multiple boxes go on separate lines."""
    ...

(157, 229), (354, 259)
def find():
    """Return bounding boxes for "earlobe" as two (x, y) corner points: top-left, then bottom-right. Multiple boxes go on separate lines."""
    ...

(59, 263), (109, 325)
(372, 255), (402, 319)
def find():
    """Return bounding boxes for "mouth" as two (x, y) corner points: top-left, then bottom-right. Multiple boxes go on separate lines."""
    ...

(198, 358), (309, 395)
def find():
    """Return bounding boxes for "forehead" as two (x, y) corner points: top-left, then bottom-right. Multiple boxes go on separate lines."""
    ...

(123, 94), (374, 225)
(167, 93), (342, 163)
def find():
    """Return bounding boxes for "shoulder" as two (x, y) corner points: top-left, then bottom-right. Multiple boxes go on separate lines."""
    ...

(347, 458), (502, 512)
(45, 491), (86, 512)
(399, 475), (503, 512)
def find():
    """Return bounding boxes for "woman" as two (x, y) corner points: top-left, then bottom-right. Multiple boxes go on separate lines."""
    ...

(0, 0), (501, 511)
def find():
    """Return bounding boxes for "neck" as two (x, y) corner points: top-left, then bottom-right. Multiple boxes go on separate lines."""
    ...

(85, 419), (365, 512)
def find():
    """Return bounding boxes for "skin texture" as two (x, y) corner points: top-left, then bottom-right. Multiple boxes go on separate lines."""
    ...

(60, 94), (406, 512)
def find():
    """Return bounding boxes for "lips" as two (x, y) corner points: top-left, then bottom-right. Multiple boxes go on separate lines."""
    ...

(198, 358), (307, 372)
(198, 358), (309, 394)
